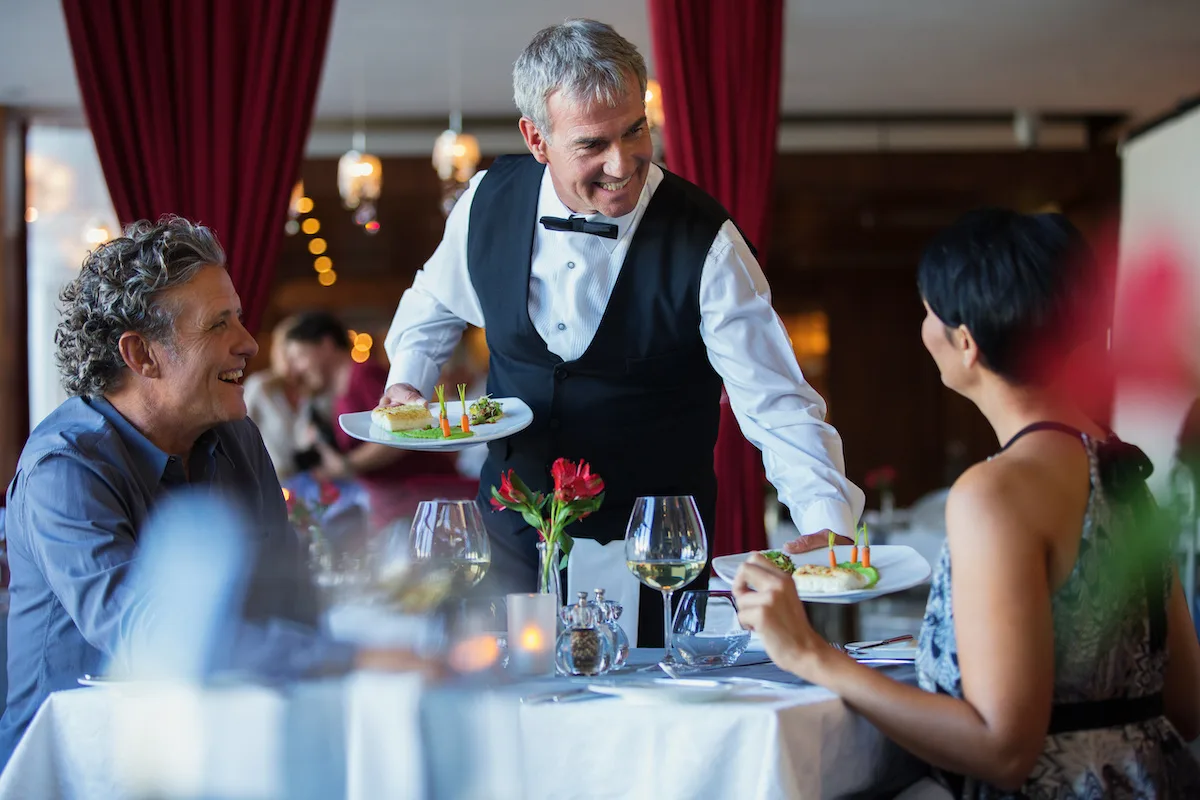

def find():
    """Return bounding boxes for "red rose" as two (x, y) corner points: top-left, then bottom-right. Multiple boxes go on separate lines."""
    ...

(318, 482), (340, 507)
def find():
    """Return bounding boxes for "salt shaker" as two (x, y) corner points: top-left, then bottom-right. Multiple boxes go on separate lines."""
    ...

(593, 588), (630, 669)
(555, 591), (613, 676)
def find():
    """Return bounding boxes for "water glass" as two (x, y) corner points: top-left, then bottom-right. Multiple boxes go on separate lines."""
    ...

(672, 591), (751, 667)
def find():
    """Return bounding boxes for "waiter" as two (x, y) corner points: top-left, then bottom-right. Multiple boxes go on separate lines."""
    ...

(382, 19), (864, 646)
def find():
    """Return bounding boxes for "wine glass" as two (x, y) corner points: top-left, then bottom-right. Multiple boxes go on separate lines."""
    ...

(624, 495), (708, 664)
(408, 499), (492, 594)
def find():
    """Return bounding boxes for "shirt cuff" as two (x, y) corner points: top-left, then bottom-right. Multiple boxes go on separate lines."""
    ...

(798, 498), (858, 539)
(386, 352), (442, 400)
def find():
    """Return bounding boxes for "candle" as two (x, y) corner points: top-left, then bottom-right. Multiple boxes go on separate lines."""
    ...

(506, 593), (558, 676)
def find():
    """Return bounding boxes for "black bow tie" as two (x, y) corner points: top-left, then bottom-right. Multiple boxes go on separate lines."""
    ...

(539, 215), (618, 239)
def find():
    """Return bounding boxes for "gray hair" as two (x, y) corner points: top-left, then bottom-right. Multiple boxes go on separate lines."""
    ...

(56, 215), (226, 396)
(513, 19), (647, 140)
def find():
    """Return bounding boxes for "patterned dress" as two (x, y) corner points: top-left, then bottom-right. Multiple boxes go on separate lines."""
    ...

(916, 430), (1200, 799)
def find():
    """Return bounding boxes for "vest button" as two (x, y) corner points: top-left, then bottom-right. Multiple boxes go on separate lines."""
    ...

(554, 367), (568, 382)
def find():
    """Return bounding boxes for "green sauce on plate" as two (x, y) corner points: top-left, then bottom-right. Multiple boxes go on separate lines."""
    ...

(392, 426), (475, 441)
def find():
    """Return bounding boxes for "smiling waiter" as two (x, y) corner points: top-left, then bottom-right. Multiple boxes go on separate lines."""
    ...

(381, 19), (864, 646)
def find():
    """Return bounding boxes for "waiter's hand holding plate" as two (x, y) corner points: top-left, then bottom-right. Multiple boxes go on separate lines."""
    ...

(380, 382), (427, 407)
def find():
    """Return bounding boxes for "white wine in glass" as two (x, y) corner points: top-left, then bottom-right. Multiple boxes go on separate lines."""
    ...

(624, 495), (708, 664)
(409, 499), (492, 594)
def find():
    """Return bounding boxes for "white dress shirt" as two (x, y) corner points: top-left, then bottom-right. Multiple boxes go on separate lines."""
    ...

(385, 163), (864, 537)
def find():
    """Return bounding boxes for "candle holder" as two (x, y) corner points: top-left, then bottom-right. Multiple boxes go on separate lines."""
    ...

(506, 593), (558, 676)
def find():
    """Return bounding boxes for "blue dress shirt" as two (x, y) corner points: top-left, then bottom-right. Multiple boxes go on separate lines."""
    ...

(0, 396), (355, 767)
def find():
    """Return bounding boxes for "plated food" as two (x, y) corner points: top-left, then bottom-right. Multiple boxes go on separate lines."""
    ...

(370, 384), (507, 441)
(371, 402), (434, 432)
(468, 394), (504, 425)
(759, 525), (880, 594)
(792, 564), (869, 593)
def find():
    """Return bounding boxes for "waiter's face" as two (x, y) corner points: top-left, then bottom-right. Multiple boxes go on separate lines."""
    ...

(520, 75), (652, 218)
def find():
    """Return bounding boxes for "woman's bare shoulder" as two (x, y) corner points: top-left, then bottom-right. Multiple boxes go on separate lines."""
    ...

(946, 443), (1087, 543)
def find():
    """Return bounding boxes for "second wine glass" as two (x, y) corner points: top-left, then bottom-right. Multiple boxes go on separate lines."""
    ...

(623, 495), (708, 664)
(408, 499), (492, 594)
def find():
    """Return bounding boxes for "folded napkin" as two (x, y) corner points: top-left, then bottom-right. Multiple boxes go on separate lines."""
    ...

(566, 539), (641, 646)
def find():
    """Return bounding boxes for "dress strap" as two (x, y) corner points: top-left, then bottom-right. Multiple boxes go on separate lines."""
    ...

(998, 421), (1087, 453)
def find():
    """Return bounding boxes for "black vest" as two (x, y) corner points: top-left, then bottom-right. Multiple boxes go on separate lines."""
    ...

(467, 155), (729, 545)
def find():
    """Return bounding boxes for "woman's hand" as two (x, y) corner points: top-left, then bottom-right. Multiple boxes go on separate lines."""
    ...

(731, 553), (830, 680)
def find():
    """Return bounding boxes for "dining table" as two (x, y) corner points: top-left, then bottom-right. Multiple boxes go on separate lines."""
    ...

(0, 645), (924, 800)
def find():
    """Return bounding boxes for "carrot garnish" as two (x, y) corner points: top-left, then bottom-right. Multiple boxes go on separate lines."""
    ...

(457, 383), (470, 432)
(860, 523), (871, 569)
(828, 530), (837, 568)
(435, 385), (452, 438)
(850, 526), (859, 565)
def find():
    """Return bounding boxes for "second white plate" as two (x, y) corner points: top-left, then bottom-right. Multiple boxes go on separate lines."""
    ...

(712, 544), (932, 604)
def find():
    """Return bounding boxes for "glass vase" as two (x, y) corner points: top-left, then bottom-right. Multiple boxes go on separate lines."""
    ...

(537, 539), (562, 601)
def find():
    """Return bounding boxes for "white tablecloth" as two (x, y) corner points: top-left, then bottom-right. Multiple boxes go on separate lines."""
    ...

(0, 652), (919, 800)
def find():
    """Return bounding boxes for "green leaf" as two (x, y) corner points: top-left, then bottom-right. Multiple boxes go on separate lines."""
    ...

(509, 472), (536, 501)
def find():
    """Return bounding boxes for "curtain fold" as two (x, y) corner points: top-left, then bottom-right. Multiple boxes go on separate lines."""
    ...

(649, 0), (785, 557)
(61, 0), (335, 335)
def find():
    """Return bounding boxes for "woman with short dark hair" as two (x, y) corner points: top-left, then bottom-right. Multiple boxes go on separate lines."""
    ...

(734, 208), (1200, 798)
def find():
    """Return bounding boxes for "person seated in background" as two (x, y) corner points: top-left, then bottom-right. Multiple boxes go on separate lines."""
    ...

(0, 218), (429, 770)
(282, 312), (462, 536)
(734, 209), (1200, 797)
(244, 314), (336, 481)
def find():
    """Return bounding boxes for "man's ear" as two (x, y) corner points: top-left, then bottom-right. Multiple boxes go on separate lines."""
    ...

(117, 332), (161, 379)
(518, 117), (550, 165)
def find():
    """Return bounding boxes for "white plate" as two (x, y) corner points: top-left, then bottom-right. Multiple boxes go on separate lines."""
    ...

(587, 678), (741, 705)
(712, 545), (932, 604)
(338, 398), (533, 452)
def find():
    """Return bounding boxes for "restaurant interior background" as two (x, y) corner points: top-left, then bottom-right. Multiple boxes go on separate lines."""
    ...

(1, 0), (1198, 631)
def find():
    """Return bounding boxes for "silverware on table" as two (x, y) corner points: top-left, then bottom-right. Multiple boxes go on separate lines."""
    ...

(520, 688), (590, 705)
(844, 634), (914, 653)
(521, 687), (614, 705)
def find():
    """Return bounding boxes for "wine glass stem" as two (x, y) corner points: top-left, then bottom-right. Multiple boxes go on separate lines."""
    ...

(662, 589), (674, 662)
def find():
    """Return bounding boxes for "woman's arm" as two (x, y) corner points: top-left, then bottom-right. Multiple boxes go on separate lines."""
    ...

(1164, 566), (1200, 740)
(733, 464), (1056, 790)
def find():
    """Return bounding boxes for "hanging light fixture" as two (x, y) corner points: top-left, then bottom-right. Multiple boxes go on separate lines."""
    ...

(432, 2), (480, 216)
(285, 180), (305, 235)
(432, 112), (480, 216)
(339, 53), (382, 231)
(339, 132), (382, 227)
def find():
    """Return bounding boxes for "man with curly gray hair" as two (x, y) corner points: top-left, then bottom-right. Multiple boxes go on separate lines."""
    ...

(0, 217), (420, 767)
(381, 20), (863, 647)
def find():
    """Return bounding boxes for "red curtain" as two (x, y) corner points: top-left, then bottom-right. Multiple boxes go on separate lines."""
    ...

(649, 0), (785, 557)
(61, 0), (335, 335)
